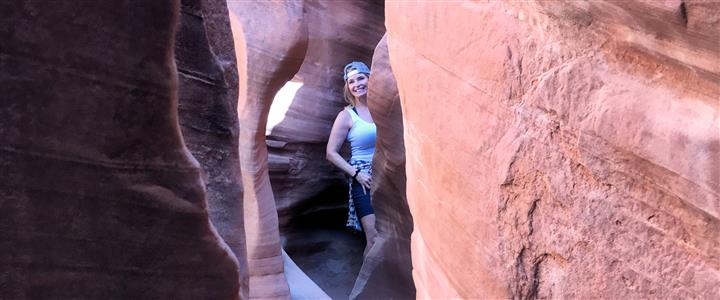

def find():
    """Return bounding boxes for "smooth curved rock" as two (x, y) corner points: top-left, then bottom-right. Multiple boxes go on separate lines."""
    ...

(176, 0), (248, 297)
(386, 0), (719, 298)
(266, 0), (386, 228)
(350, 33), (416, 300)
(1, 1), (240, 298)
(228, 1), (308, 298)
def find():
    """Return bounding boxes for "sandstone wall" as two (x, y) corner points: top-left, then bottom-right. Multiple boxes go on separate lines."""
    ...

(350, 34), (416, 300)
(176, 0), (248, 297)
(227, 1), (308, 298)
(1, 1), (240, 298)
(266, 0), (386, 228)
(386, 1), (719, 298)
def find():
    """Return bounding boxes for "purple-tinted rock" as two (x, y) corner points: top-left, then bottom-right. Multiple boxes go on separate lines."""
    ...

(1, 1), (240, 298)
(175, 0), (248, 297)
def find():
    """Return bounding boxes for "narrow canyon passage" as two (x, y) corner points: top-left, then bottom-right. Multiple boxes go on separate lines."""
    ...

(2, 1), (718, 299)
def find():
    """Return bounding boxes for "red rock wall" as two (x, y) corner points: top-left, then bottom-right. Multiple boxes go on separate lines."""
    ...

(266, 0), (386, 228)
(175, 0), (248, 297)
(1, 1), (240, 298)
(350, 34), (416, 300)
(227, 1), (308, 298)
(386, 1), (719, 298)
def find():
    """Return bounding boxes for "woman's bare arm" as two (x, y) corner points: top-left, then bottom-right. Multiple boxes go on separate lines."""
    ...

(326, 110), (356, 176)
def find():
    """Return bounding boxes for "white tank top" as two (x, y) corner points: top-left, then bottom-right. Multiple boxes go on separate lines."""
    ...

(345, 107), (376, 162)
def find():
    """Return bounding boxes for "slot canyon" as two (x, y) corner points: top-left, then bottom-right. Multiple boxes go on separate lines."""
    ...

(1, 0), (718, 299)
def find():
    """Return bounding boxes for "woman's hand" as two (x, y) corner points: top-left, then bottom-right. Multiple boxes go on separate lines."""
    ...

(356, 171), (373, 194)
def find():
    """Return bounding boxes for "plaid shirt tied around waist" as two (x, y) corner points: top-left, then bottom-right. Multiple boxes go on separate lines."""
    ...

(346, 160), (372, 232)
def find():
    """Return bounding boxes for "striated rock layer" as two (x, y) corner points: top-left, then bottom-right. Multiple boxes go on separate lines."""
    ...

(350, 34), (416, 300)
(0, 1), (240, 298)
(386, 0), (719, 298)
(227, 1), (308, 298)
(175, 0), (248, 297)
(266, 0), (386, 228)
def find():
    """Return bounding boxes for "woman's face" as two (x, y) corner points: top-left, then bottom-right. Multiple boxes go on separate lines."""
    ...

(347, 73), (369, 98)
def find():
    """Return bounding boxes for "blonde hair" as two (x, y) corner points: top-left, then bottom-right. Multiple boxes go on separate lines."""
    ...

(343, 82), (356, 107)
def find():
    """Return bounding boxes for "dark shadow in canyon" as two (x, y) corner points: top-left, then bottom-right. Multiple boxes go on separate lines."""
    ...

(283, 207), (365, 299)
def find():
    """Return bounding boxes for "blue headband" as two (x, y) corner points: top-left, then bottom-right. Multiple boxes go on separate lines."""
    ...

(343, 61), (371, 81)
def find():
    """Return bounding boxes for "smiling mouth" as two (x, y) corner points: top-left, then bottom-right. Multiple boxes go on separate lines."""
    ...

(353, 86), (367, 93)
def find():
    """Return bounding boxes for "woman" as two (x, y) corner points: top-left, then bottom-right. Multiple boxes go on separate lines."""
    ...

(326, 61), (377, 256)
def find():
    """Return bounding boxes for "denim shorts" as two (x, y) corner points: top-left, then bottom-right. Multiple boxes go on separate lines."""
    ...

(350, 177), (374, 219)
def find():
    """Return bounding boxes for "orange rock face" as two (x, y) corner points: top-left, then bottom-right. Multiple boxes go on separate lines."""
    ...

(1, 1), (240, 298)
(228, 1), (308, 298)
(386, 1), (719, 298)
(351, 34), (415, 299)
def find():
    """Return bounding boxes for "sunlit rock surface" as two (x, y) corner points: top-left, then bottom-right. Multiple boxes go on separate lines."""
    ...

(175, 0), (248, 297)
(386, 1), (719, 298)
(265, 0), (386, 228)
(227, 1), (308, 298)
(350, 34), (416, 300)
(0, 1), (240, 298)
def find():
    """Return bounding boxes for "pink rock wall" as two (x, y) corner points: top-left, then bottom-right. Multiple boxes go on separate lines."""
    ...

(266, 0), (386, 228)
(1, 1), (240, 298)
(386, 0), (719, 298)
(350, 34), (415, 299)
(227, 1), (308, 298)
(175, 0), (248, 297)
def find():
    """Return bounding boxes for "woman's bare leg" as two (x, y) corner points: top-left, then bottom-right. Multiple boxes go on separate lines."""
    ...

(360, 214), (377, 257)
